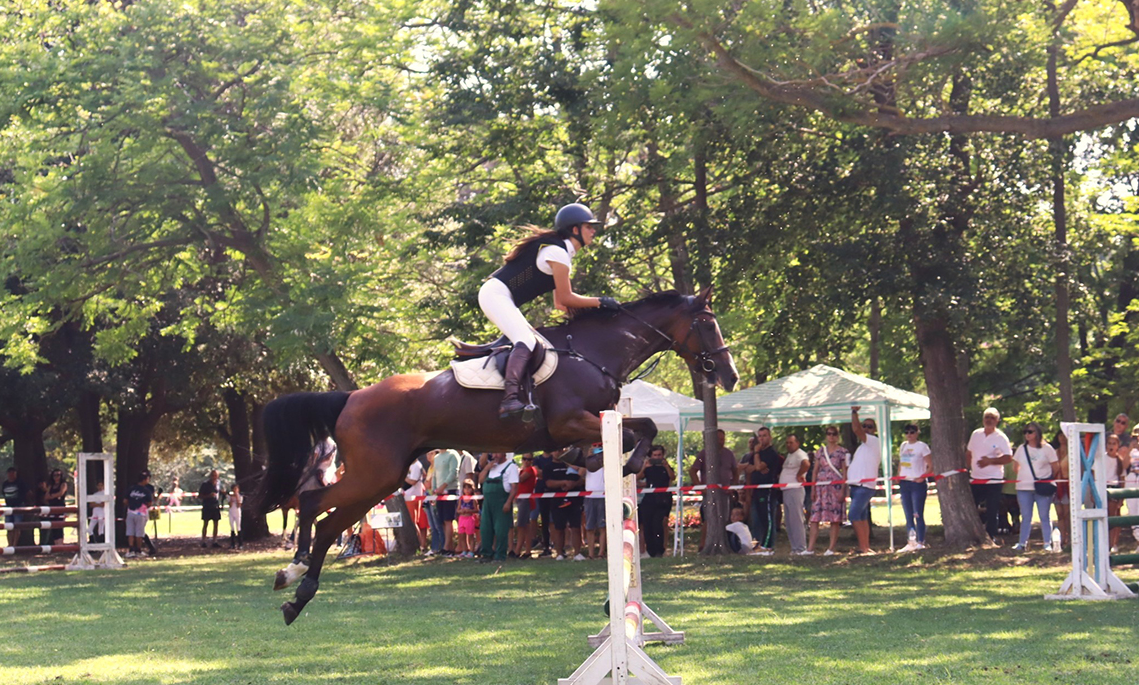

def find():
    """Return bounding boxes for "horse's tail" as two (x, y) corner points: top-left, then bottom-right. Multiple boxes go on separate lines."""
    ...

(259, 391), (351, 514)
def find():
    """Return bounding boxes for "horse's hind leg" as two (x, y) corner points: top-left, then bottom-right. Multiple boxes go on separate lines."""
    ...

(281, 499), (376, 626)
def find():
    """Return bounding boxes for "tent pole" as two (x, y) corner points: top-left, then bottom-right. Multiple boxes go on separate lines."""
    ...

(882, 403), (895, 552)
(676, 422), (685, 557)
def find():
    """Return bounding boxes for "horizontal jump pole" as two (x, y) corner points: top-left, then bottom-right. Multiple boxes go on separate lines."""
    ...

(0, 564), (68, 574)
(1106, 488), (1139, 500)
(1, 545), (80, 556)
(1109, 553), (1139, 566)
(3, 520), (77, 530)
(1107, 515), (1139, 527)
(0, 506), (78, 516)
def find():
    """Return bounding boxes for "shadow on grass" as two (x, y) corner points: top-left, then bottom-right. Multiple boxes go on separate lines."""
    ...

(0, 547), (1135, 684)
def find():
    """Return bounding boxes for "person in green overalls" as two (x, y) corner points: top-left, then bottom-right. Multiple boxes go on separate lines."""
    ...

(478, 452), (520, 562)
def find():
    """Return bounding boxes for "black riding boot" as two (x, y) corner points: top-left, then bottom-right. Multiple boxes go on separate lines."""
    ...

(499, 343), (534, 419)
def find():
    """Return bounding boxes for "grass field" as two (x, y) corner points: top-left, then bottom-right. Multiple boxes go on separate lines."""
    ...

(1, 529), (1137, 685)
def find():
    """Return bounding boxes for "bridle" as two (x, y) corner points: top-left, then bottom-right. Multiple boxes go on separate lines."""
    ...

(617, 304), (731, 375)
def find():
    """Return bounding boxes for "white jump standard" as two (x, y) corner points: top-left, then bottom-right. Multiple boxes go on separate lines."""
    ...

(559, 410), (683, 685)
(1046, 423), (1134, 600)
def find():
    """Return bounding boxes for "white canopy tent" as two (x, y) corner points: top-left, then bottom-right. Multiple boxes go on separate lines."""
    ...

(619, 380), (703, 432)
(673, 364), (932, 554)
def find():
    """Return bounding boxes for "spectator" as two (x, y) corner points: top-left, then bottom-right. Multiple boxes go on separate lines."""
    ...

(1105, 433), (1127, 552)
(746, 427), (781, 555)
(897, 424), (932, 551)
(966, 407), (1012, 543)
(1051, 430), (1071, 548)
(807, 426), (847, 556)
(533, 450), (556, 556)
(404, 453), (430, 553)
(455, 479), (480, 558)
(125, 470), (155, 558)
(39, 469), (68, 545)
(167, 476), (184, 513)
(737, 436), (757, 522)
(1127, 433), (1139, 550)
(582, 449), (606, 559)
(848, 406), (881, 554)
(3, 467), (28, 547)
(780, 434), (810, 555)
(478, 452), (519, 562)
(689, 429), (739, 549)
(725, 503), (764, 555)
(89, 481), (106, 544)
(199, 470), (222, 548)
(1011, 422), (1060, 552)
(512, 454), (537, 559)
(430, 448), (461, 557)
(998, 461), (1019, 536)
(638, 445), (675, 558)
(546, 452), (585, 561)
(1112, 413), (1130, 445)
(285, 440), (336, 550)
(228, 483), (243, 549)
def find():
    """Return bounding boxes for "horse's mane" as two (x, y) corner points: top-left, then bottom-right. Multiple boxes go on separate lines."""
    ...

(560, 290), (697, 325)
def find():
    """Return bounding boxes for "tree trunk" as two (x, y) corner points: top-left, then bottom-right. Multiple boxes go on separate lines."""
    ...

(77, 390), (105, 495)
(9, 425), (48, 497)
(869, 298), (882, 380)
(387, 496), (418, 556)
(246, 400), (270, 540)
(220, 389), (270, 540)
(699, 380), (728, 554)
(1047, 26), (1076, 422)
(915, 313), (988, 547)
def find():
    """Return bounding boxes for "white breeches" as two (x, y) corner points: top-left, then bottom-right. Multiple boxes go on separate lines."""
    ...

(478, 279), (537, 350)
(229, 507), (242, 533)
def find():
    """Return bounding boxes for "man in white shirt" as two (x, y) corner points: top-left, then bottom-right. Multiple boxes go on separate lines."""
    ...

(849, 406), (881, 554)
(965, 407), (1012, 542)
(780, 434), (811, 555)
(583, 457), (606, 559)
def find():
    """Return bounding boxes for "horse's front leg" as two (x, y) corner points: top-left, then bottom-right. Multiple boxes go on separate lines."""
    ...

(549, 412), (657, 475)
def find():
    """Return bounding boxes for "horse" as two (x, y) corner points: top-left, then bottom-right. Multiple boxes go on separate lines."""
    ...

(259, 287), (738, 625)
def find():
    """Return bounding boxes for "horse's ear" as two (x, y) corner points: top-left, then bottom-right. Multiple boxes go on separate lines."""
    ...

(696, 285), (714, 306)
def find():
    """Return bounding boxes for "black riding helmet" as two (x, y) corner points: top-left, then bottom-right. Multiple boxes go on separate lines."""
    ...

(554, 203), (602, 244)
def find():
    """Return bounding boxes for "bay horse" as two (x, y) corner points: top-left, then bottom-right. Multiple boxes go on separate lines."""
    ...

(259, 287), (737, 625)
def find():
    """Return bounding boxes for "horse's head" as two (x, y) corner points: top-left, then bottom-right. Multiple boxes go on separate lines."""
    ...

(671, 286), (739, 394)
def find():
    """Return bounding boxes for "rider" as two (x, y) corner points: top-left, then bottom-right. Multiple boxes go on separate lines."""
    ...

(479, 202), (619, 420)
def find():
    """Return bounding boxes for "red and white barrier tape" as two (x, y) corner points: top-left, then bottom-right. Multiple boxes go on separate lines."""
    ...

(391, 470), (1070, 503)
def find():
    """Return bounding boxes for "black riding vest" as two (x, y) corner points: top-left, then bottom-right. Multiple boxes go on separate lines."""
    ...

(490, 235), (568, 306)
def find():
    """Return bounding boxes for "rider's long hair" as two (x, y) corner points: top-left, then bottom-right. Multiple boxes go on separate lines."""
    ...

(503, 224), (572, 263)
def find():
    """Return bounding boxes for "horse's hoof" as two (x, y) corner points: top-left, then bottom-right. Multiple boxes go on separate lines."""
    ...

(281, 602), (300, 626)
(274, 570), (289, 591)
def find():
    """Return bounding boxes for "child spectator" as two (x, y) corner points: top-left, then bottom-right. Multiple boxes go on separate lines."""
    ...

(726, 504), (764, 555)
(229, 484), (243, 549)
(456, 479), (480, 558)
(89, 481), (106, 544)
(125, 471), (155, 558)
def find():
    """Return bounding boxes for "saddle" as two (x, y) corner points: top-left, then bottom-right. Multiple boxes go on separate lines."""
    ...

(448, 333), (559, 391)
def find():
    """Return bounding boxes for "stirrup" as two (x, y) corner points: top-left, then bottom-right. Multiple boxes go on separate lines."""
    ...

(521, 402), (538, 423)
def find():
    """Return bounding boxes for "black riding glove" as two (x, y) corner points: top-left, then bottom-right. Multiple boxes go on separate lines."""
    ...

(598, 296), (620, 311)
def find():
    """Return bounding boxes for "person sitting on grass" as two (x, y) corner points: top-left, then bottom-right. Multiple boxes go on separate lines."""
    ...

(726, 504), (765, 555)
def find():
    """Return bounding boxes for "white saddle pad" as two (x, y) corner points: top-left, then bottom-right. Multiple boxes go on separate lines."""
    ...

(451, 336), (559, 391)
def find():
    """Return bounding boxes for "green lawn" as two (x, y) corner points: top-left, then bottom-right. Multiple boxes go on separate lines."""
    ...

(0, 539), (1136, 685)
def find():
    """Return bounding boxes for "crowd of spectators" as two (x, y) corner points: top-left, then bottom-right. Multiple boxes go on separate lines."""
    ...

(389, 406), (1139, 561)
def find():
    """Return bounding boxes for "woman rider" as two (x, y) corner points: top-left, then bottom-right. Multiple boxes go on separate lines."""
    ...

(479, 202), (619, 420)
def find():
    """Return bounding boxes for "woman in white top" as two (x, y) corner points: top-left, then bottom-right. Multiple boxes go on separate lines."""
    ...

(479, 203), (618, 420)
(897, 424), (933, 551)
(1011, 421), (1060, 552)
